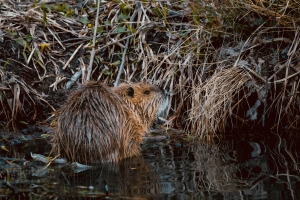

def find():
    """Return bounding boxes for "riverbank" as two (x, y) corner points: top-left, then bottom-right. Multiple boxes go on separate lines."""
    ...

(1, 0), (300, 138)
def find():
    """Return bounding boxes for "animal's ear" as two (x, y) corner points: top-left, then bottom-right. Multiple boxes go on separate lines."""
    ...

(141, 78), (147, 83)
(127, 87), (134, 97)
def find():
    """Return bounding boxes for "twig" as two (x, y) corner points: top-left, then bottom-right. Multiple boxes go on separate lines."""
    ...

(0, 58), (33, 70)
(44, 154), (61, 169)
(26, 45), (38, 64)
(66, 70), (82, 89)
(86, 0), (101, 81)
(114, 2), (141, 87)
(47, 27), (66, 50)
(242, 66), (266, 83)
(62, 43), (84, 69)
(262, 0), (280, 128)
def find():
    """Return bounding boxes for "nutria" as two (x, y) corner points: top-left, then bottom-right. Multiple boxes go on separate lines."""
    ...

(51, 81), (169, 163)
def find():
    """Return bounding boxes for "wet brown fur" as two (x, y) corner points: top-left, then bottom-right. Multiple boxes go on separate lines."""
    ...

(52, 82), (169, 163)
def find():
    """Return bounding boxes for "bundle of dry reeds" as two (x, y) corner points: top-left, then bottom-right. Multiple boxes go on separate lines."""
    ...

(189, 67), (253, 138)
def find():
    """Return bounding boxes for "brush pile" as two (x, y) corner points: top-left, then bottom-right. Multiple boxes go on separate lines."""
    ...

(0, 0), (300, 138)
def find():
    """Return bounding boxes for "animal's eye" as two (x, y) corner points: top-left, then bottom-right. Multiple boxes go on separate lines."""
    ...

(127, 87), (134, 97)
(144, 90), (150, 95)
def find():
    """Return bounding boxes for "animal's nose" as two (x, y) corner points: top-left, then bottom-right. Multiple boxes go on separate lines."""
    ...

(164, 90), (168, 96)
(157, 84), (169, 97)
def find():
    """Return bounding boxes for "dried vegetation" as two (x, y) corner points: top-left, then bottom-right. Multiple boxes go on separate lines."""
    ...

(0, 0), (300, 139)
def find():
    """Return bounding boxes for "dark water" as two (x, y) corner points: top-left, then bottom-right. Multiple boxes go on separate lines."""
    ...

(0, 131), (300, 199)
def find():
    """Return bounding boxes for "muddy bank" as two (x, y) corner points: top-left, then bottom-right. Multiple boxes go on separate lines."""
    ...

(1, 0), (300, 137)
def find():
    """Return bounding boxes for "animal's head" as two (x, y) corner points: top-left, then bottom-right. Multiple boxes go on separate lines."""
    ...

(113, 82), (169, 125)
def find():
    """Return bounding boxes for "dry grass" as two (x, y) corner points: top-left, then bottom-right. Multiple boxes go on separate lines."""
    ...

(0, 0), (300, 138)
(236, 0), (300, 28)
(189, 67), (253, 139)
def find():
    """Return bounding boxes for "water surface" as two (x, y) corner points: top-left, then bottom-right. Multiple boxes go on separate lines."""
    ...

(0, 131), (299, 199)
